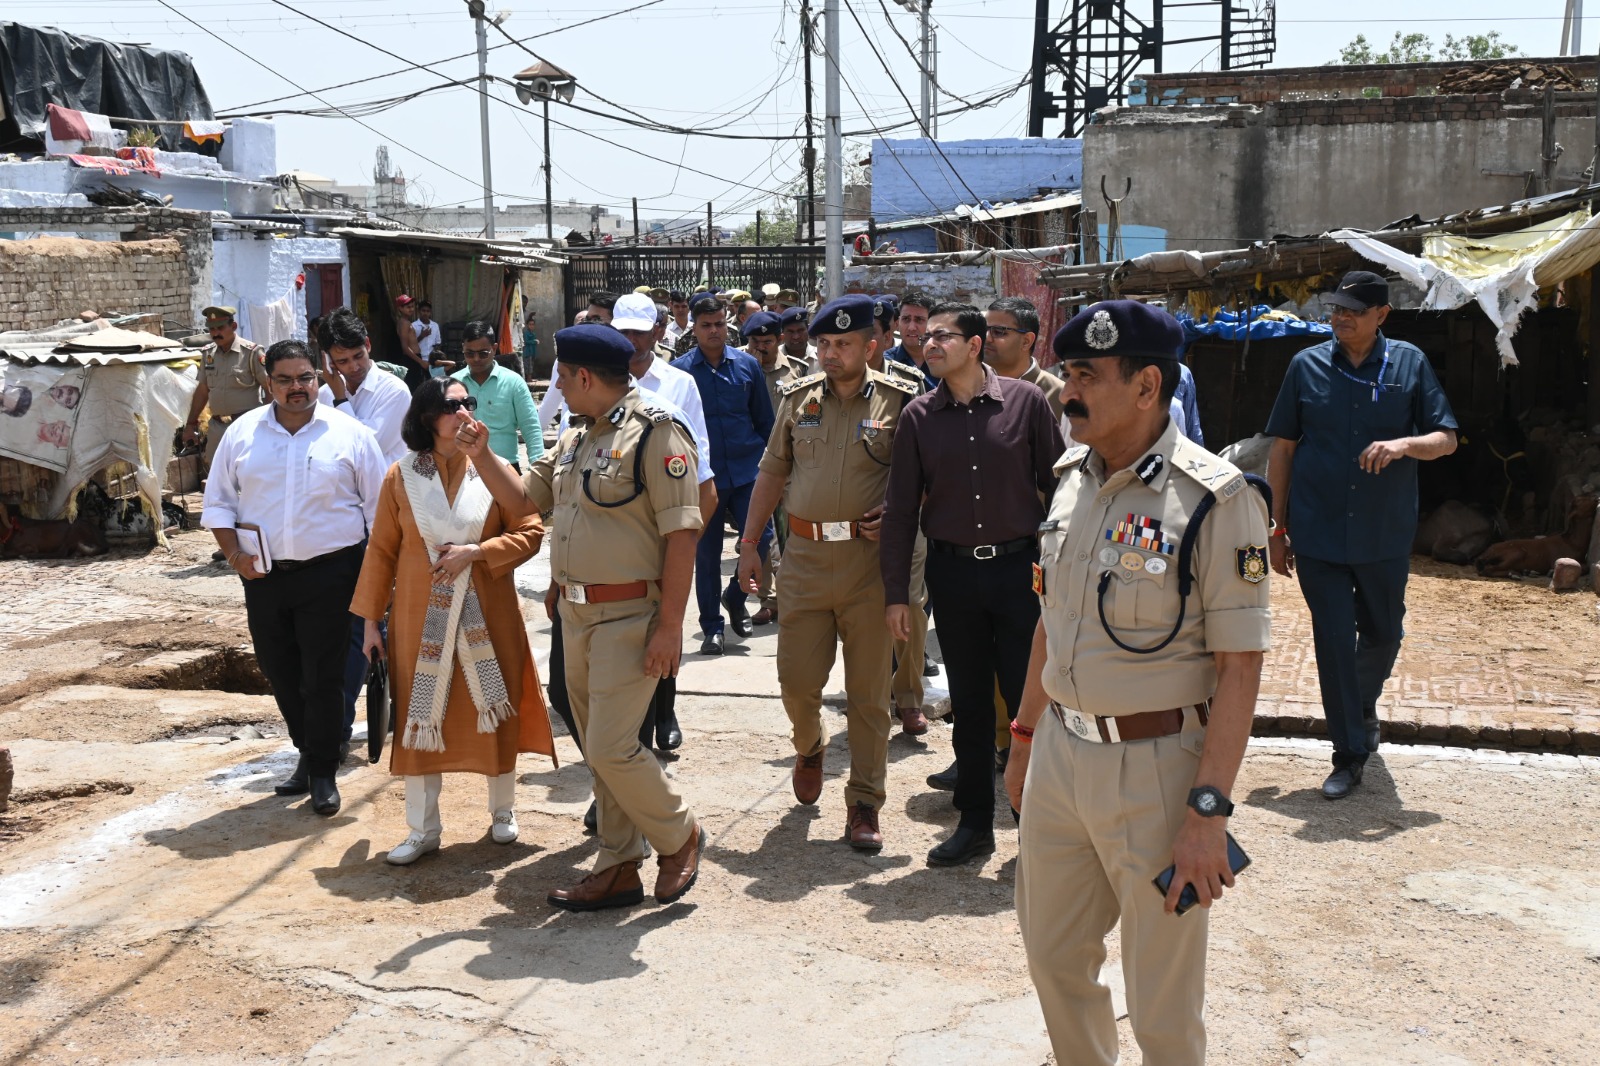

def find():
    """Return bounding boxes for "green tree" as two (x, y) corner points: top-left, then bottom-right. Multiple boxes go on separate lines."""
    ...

(1334, 31), (1517, 65)
(734, 201), (798, 245)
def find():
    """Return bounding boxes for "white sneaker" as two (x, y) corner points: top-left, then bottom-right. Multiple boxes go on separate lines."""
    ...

(490, 810), (518, 845)
(385, 831), (441, 865)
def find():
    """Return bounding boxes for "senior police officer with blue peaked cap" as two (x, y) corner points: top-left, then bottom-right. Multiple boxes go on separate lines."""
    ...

(1004, 299), (1271, 1066)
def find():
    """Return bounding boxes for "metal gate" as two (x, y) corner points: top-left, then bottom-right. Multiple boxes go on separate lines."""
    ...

(564, 245), (823, 320)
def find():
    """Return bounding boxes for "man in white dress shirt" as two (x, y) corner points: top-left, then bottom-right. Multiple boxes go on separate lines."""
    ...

(204, 339), (387, 817)
(318, 307), (410, 467)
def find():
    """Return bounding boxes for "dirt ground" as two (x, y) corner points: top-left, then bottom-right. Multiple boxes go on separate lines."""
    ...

(1, 531), (1598, 1065)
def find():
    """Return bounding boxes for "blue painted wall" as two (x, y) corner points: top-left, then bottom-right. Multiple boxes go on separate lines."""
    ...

(870, 137), (1083, 223)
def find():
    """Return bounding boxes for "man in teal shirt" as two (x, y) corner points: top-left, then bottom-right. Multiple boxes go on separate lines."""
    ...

(451, 321), (544, 471)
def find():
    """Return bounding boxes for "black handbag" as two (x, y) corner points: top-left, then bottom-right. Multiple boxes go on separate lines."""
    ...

(366, 656), (393, 764)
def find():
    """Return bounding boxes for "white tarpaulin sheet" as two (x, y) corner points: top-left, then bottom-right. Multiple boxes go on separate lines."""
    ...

(1330, 208), (1600, 366)
(0, 357), (194, 543)
(0, 363), (88, 472)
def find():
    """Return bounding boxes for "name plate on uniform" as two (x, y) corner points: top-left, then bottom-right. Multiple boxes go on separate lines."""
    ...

(821, 521), (854, 542)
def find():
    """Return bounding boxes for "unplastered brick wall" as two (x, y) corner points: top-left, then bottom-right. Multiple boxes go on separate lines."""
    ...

(0, 236), (191, 331)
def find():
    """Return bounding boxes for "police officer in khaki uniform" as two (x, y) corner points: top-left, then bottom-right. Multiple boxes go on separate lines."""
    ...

(743, 310), (805, 624)
(184, 306), (269, 468)
(457, 323), (706, 912)
(735, 295), (918, 850)
(1004, 300), (1271, 1066)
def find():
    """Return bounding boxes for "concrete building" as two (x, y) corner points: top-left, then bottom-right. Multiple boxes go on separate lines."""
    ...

(869, 137), (1083, 223)
(1083, 57), (1600, 253)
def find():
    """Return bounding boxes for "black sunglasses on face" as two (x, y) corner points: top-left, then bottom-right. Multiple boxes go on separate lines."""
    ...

(444, 396), (479, 413)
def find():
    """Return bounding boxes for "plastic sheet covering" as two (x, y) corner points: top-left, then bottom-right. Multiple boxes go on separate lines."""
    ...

(1178, 304), (1334, 342)
(0, 22), (215, 154)
(1332, 207), (1600, 366)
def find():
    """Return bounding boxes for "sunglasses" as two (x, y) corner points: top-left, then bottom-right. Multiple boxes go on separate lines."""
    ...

(444, 396), (479, 413)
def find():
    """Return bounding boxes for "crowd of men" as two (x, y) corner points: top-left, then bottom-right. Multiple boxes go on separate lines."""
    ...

(195, 267), (1457, 1065)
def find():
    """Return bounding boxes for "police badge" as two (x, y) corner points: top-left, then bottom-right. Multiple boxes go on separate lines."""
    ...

(1085, 309), (1119, 350)
(1236, 544), (1267, 584)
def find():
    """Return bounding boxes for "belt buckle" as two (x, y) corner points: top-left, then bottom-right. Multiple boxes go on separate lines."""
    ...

(973, 544), (997, 560)
(821, 521), (851, 542)
(1062, 705), (1103, 743)
(563, 583), (588, 605)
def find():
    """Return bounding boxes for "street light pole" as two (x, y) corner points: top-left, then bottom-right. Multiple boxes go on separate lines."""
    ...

(919, 0), (931, 134)
(823, 0), (843, 299)
(471, 2), (495, 238)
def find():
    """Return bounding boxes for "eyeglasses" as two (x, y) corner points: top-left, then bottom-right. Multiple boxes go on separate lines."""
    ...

(271, 373), (318, 388)
(924, 330), (975, 346)
(984, 325), (1028, 339)
(444, 396), (479, 413)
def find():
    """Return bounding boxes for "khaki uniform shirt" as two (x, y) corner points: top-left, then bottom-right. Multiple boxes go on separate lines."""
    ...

(758, 369), (918, 523)
(883, 357), (927, 395)
(1037, 419), (1271, 717)
(523, 389), (703, 586)
(1019, 359), (1067, 421)
(759, 356), (809, 416)
(201, 337), (269, 417)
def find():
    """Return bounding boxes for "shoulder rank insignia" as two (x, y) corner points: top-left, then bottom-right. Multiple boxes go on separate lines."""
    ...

(639, 404), (672, 423)
(876, 371), (919, 397)
(780, 372), (825, 395)
(1053, 444), (1090, 474)
(1236, 544), (1267, 584)
(1219, 475), (1245, 499)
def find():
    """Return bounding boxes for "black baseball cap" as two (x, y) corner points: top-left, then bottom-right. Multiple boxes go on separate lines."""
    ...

(1324, 270), (1390, 311)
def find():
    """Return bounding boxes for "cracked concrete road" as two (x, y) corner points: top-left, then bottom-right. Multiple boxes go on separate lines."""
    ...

(3, 533), (1600, 1064)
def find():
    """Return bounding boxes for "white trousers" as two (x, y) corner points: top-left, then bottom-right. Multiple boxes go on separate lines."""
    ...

(404, 772), (517, 835)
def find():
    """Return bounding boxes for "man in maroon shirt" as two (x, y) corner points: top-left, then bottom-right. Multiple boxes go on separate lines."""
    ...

(882, 301), (1065, 866)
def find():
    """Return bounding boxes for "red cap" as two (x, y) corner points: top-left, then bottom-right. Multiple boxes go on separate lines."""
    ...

(394, 294), (414, 306)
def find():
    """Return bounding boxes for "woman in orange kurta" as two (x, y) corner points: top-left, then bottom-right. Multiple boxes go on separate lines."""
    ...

(351, 377), (555, 865)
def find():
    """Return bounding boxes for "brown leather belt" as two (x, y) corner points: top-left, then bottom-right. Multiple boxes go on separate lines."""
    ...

(559, 580), (649, 605)
(789, 515), (863, 542)
(1051, 700), (1210, 744)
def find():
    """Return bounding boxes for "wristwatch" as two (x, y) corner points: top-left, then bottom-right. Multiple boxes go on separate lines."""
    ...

(333, 396), (350, 406)
(1187, 786), (1234, 817)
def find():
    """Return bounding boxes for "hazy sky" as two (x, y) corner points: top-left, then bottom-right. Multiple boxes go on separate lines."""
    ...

(6, 1), (1581, 229)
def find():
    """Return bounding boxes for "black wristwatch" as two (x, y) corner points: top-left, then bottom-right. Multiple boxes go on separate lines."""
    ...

(333, 396), (350, 406)
(1187, 786), (1234, 818)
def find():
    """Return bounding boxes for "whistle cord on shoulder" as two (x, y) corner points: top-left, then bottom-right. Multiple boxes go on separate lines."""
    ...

(581, 422), (654, 508)
(1094, 474), (1274, 656)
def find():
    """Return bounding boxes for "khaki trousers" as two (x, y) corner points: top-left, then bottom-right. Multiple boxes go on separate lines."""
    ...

(890, 531), (929, 710)
(1017, 710), (1209, 1066)
(561, 595), (695, 872)
(775, 536), (891, 808)
(202, 419), (229, 468)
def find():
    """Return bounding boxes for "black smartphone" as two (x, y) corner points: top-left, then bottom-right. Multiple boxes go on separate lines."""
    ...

(1151, 831), (1251, 916)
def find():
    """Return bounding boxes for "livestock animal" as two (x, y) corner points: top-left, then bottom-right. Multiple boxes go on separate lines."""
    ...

(1475, 494), (1598, 577)
(0, 500), (107, 559)
(1414, 501), (1502, 565)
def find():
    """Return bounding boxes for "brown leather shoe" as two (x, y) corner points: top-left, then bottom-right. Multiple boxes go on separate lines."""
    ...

(896, 704), (929, 736)
(846, 802), (883, 851)
(655, 823), (706, 903)
(793, 751), (824, 805)
(547, 861), (645, 912)
(752, 606), (777, 625)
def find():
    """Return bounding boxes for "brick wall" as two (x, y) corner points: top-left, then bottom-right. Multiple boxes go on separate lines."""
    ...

(0, 205), (212, 332)
(0, 237), (190, 332)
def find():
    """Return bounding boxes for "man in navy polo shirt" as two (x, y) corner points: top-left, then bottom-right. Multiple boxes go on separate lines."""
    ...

(674, 293), (776, 655)
(1264, 271), (1457, 800)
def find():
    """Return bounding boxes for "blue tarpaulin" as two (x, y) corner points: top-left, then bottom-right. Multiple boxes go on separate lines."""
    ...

(1178, 305), (1334, 342)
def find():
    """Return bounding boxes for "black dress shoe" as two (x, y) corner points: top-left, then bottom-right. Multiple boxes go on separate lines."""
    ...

(656, 711), (683, 751)
(926, 760), (958, 792)
(310, 775), (341, 816)
(721, 586), (753, 638)
(1322, 762), (1365, 800)
(273, 755), (310, 796)
(700, 631), (725, 656)
(928, 825), (996, 866)
(211, 549), (227, 562)
(922, 652), (939, 677)
(583, 799), (598, 834)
